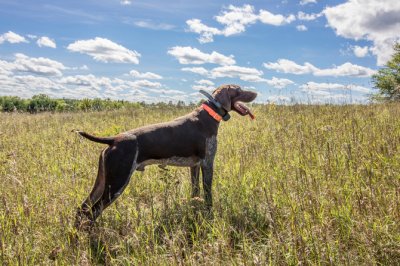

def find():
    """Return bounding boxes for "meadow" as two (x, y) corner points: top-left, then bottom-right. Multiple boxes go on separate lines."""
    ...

(0, 104), (399, 265)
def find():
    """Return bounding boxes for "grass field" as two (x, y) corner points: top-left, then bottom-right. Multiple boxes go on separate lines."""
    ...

(1, 104), (399, 265)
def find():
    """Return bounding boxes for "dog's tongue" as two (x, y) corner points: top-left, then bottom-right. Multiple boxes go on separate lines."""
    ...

(234, 101), (255, 120)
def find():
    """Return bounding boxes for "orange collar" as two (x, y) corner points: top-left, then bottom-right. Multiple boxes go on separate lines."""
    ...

(201, 103), (222, 122)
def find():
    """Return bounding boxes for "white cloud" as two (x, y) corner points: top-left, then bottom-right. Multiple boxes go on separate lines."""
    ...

(130, 79), (162, 89)
(264, 59), (375, 77)
(313, 62), (375, 77)
(296, 25), (308, 31)
(2, 53), (66, 76)
(323, 0), (400, 66)
(300, 81), (372, 93)
(148, 88), (185, 95)
(181, 67), (209, 76)
(182, 64), (294, 89)
(300, 0), (318, 5)
(37, 36), (56, 48)
(60, 74), (106, 90)
(186, 19), (222, 43)
(192, 84), (214, 92)
(352, 45), (369, 58)
(192, 79), (215, 92)
(258, 10), (295, 26)
(266, 95), (291, 103)
(264, 59), (317, 75)
(133, 20), (175, 30)
(0, 31), (28, 44)
(120, 0), (131, 5)
(0, 55), (174, 101)
(297, 11), (322, 21)
(215, 5), (259, 35)
(210, 65), (263, 80)
(129, 70), (162, 79)
(196, 79), (214, 86)
(67, 37), (141, 64)
(187, 5), (295, 43)
(265, 77), (295, 89)
(168, 46), (235, 65)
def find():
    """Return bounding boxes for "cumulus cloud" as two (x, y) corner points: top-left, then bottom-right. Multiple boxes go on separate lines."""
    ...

(37, 36), (56, 48)
(67, 37), (141, 64)
(132, 20), (174, 30)
(352, 45), (369, 58)
(148, 88), (185, 95)
(0, 54), (172, 101)
(313, 62), (375, 77)
(192, 79), (215, 92)
(129, 70), (162, 79)
(186, 19), (222, 43)
(0, 31), (28, 44)
(265, 77), (295, 89)
(182, 64), (294, 89)
(300, 0), (318, 5)
(297, 11), (322, 21)
(120, 0), (131, 5)
(181, 67), (209, 76)
(168, 46), (235, 65)
(296, 25), (308, 31)
(264, 59), (318, 75)
(0, 53), (66, 76)
(300, 81), (372, 93)
(187, 5), (295, 43)
(258, 10), (295, 26)
(130, 79), (162, 89)
(210, 65), (263, 79)
(263, 59), (375, 77)
(323, 0), (400, 66)
(266, 95), (291, 104)
(196, 79), (214, 86)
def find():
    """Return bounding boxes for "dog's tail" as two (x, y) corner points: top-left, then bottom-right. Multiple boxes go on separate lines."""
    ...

(73, 130), (115, 145)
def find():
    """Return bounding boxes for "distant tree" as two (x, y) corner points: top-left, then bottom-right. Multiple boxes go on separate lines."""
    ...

(177, 100), (185, 108)
(0, 96), (28, 112)
(372, 43), (400, 101)
(27, 94), (58, 113)
(79, 98), (92, 111)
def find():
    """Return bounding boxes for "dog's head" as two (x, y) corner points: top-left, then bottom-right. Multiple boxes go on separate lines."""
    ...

(212, 84), (257, 118)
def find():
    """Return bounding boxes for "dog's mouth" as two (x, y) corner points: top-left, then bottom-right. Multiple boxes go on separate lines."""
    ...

(233, 101), (255, 119)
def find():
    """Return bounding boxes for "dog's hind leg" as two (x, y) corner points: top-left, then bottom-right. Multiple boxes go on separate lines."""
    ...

(76, 137), (138, 228)
(75, 149), (108, 228)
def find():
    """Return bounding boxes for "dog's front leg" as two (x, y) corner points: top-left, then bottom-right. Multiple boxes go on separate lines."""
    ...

(190, 165), (200, 198)
(201, 163), (213, 209)
(201, 136), (217, 210)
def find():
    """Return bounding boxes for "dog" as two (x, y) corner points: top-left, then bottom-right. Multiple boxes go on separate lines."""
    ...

(75, 84), (257, 227)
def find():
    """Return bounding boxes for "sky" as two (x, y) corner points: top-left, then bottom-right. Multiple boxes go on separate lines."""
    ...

(0, 0), (399, 104)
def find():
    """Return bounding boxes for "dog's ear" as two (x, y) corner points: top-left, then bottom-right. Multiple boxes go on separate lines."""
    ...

(213, 86), (232, 111)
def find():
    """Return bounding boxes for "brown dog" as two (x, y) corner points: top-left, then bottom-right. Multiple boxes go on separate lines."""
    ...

(75, 84), (257, 227)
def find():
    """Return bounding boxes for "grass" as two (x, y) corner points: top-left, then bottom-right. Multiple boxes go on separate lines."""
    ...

(0, 104), (399, 265)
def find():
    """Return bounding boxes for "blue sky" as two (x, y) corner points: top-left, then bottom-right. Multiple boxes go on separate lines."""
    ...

(0, 0), (399, 104)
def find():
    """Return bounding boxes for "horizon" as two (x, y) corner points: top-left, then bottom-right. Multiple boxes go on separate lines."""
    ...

(1, 0), (399, 104)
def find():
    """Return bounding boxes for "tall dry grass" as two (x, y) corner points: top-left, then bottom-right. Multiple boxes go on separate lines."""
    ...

(0, 104), (399, 265)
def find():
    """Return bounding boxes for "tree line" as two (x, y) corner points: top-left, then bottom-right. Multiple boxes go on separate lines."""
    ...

(0, 94), (142, 113)
(0, 94), (190, 113)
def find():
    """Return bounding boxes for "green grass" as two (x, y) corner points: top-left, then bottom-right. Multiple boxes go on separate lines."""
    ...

(1, 104), (399, 265)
